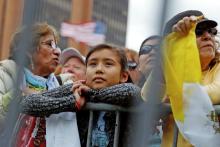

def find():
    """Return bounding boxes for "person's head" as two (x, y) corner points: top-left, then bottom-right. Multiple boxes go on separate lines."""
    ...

(124, 48), (139, 84)
(195, 19), (218, 70)
(138, 35), (162, 83)
(139, 35), (162, 54)
(139, 35), (162, 63)
(164, 10), (218, 71)
(85, 44), (129, 89)
(9, 22), (61, 77)
(60, 48), (86, 81)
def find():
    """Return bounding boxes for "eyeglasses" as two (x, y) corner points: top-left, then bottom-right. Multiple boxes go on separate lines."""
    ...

(195, 28), (218, 37)
(41, 40), (57, 49)
(127, 61), (137, 70)
(139, 44), (160, 55)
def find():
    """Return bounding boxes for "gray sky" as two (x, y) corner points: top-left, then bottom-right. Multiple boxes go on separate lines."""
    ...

(126, 0), (220, 52)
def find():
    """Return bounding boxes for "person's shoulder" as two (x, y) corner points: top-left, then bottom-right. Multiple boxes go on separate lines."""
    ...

(0, 59), (16, 67)
(207, 62), (220, 77)
(0, 59), (17, 73)
(0, 59), (17, 80)
(212, 62), (220, 71)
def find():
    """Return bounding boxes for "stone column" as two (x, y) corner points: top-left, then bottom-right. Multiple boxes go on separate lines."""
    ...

(0, 0), (24, 60)
(69, 0), (93, 56)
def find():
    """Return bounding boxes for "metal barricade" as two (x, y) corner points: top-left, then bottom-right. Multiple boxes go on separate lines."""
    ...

(83, 103), (220, 147)
(84, 103), (132, 147)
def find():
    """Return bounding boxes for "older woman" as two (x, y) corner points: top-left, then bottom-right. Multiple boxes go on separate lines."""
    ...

(0, 22), (60, 146)
(171, 15), (220, 105)
(144, 10), (220, 147)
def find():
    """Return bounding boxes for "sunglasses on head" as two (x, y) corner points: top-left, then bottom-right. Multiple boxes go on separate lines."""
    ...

(195, 28), (218, 37)
(127, 61), (137, 70)
(139, 44), (160, 55)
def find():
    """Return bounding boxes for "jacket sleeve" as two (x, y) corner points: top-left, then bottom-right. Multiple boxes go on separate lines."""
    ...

(86, 83), (143, 107)
(0, 68), (15, 125)
(21, 84), (77, 117)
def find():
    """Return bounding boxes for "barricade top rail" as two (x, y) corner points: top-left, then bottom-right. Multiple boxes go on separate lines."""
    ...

(83, 102), (220, 115)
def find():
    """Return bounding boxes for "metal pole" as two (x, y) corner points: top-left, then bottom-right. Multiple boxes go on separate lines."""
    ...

(86, 111), (94, 147)
(113, 111), (121, 147)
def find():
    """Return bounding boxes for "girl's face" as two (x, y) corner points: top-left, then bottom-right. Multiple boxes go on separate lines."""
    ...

(86, 49), (128, 89)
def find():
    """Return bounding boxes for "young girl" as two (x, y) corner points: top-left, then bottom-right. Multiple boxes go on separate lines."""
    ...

(21, 44), (142, 147)
(73, 44), (139, 147)
(73, 44), (133, 105)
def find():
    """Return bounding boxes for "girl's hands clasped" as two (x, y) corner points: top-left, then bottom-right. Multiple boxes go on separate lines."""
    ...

(72, 80), (90, 110)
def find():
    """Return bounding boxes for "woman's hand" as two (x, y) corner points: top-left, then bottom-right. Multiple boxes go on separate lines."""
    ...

(172, 16), (198, 36)
(71, 80), (90, 110)
(60, 73), (76, 84)
(138, 51), (156, 77)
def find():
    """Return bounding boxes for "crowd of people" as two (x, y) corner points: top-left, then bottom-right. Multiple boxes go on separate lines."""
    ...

(0, 9), (220, 147)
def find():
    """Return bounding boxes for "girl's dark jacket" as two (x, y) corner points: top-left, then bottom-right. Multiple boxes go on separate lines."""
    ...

(21, 83), (143, 147)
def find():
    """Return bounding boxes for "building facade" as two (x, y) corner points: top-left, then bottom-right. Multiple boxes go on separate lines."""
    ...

(0, 0), (129, 59)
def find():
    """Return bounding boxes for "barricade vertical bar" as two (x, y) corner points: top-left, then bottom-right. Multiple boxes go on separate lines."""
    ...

(172, 122), (179, 147)
(113, 111), (121, 147)
(86, 111), (94, 147)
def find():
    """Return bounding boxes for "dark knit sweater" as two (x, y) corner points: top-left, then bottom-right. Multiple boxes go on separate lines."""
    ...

(21, 83), (143, 147)
(21, 83), (142, 117)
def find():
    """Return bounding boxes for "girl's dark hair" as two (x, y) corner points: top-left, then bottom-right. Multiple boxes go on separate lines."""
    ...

(86, 44), (128, 72)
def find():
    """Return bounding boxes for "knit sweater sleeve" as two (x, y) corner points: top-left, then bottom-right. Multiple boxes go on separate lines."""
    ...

(21, 84), (76, 117)
(21, 83), (142, 117)
(85, 83), (142, 107)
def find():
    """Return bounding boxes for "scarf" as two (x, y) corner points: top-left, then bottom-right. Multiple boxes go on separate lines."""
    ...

(22, 69), (60, 147)
(21, 69), (80, 147)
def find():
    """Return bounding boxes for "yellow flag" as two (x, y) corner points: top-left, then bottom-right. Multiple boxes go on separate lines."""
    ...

(163, 23), (202, 121)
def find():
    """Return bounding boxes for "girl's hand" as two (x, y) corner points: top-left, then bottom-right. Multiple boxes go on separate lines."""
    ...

(72, 80), (90, 110)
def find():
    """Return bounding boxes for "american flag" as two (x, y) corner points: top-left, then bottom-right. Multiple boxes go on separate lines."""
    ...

(60, 21), (106, 46)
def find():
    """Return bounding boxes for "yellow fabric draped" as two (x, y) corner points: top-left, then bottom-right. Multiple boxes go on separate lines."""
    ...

(163, 24), (202, 122)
